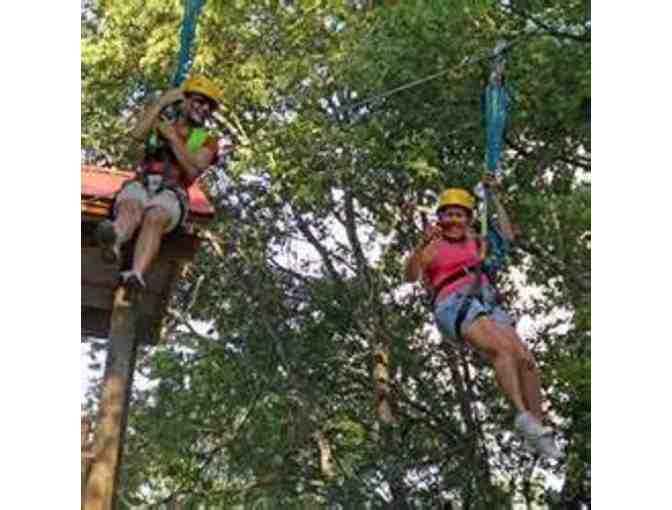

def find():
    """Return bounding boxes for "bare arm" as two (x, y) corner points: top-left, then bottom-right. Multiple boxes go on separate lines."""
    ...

(490, 190), (515, 241)
(482, 175), (516, 242)
(404, 245), (426, 282)
(129, 88), (185, 142)
(157, 123), (218, 182)
(404, 224), (442, 282)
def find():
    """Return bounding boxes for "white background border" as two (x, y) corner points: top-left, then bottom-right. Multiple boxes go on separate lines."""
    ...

(1, 2), (80, 507)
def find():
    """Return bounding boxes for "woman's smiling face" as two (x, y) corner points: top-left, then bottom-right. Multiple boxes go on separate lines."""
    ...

(437, 205), (470, 240)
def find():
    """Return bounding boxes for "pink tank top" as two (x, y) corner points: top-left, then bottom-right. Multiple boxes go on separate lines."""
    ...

(423, 238), (488, 301)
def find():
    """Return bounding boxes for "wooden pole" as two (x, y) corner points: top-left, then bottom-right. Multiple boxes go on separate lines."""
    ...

(81, 412), (90, 501)
(83, 286), (139, 510)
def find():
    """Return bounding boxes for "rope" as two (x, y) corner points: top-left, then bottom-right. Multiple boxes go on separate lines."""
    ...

(171, 0), (207, 87)
(144, 1), (208, 186)
(474, 182), (489, 260)
(340, 67), (458, 112)
(478, 41), (512, 272)
(482, 41), (509, 176)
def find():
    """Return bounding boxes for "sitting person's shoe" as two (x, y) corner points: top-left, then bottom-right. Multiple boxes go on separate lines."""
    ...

(120, 270), (146, 291)
(95, 220), (120, 265)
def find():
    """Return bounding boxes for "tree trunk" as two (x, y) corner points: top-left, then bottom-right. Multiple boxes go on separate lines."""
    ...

(372, 338), (395, 426)
(314, 430), (336, 479)
(443, 344), (495, 508)
(82, 412), (92, 501)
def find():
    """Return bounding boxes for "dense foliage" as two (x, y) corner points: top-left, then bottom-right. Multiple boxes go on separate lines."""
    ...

(82, 1), (590, 508)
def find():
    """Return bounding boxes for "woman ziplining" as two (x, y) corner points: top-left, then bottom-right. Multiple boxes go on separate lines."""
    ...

(403, 179), (561, 460)
(402, 36), (562, 459)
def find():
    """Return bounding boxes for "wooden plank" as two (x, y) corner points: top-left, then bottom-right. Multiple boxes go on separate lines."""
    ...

(82, 251), (119, 288)
(82, 286), (113, 311)
(82, 307), (110, 338)
(81, 285), (162, 316)
(81, 164), (215, 218)
(82, 203), (213, 225)
(82, 248), (178, 292)
(81, 306), (161, 346)
(81, 221), (203, 261)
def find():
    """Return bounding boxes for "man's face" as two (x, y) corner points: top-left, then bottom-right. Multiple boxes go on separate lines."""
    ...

(185, 93), (215, 125)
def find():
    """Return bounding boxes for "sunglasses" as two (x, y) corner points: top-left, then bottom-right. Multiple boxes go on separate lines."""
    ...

(188, 94), (214, 110)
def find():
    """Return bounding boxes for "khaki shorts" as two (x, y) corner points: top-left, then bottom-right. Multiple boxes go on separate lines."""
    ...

(113, 176), (188, 233)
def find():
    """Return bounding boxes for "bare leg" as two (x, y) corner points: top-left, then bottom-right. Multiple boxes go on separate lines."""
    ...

(132, 206), (172, 277)
(463, 318), (561, 458)
(495, 324), (544, 422)
(518, 358), (544, 422)
(517, 343), (544, 422)
(113, 199), (144, 243)
(462, 317), (528, 415)
(97, 199), (145, 264)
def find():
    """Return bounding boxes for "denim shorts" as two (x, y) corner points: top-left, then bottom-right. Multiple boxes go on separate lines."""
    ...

(433, 284), (513, 339)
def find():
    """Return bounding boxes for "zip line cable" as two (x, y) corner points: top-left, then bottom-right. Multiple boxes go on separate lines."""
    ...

(334, 31), (534, 113)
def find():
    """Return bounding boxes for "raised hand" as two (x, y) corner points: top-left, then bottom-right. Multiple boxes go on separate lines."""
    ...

(159, 88), (185, 107)
(422, 223), (443, 246)
(481, 173), (501, 190)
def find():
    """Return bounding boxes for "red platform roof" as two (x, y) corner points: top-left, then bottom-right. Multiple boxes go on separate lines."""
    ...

(81, 165), (215, 222)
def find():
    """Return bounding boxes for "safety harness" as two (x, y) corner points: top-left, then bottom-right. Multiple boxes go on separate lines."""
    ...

(116, 126), (211, 227)
(429, 262), (481, 309)
(429, 237), (489, 340)
(453, 263), (486, 339)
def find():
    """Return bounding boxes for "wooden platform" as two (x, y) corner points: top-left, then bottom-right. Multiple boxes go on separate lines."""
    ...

(81, 165), (214, 345)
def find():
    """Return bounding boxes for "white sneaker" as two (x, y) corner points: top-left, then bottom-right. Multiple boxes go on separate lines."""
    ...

(535, 432), (562, 460)
(514, 412), (561, 460)
(515, 412), (545, 438)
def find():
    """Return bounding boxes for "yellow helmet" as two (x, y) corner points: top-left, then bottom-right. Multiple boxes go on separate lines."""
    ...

(437, 188), (475, 211)
(182, 75), (222, 106)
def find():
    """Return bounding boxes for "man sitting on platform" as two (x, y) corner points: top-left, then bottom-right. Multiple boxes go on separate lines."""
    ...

(96, 75), (229, 290)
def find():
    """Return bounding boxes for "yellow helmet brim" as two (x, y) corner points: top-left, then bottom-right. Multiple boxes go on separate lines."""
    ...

(437, 188), (475, 211)
(182, 76), (222, 106)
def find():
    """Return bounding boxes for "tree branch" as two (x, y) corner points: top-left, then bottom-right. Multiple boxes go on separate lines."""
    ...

(505, 4), (590, 44)
(343, 190), (370, 280)
(294, 213), (342, 282)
